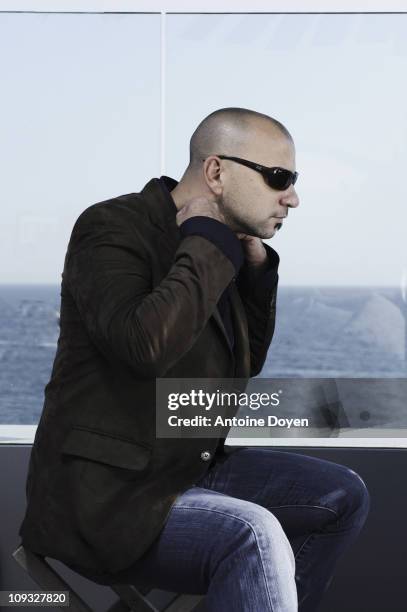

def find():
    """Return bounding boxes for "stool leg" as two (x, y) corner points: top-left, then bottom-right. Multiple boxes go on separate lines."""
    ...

(111, 584), (159, 612)
(106, 600), (136, 612)
(12, 545), (92, 612)
(165, 594), (205, 612)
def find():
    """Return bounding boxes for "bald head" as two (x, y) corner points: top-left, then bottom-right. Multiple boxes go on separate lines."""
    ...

(170, 107), (298, 240)
(186, 107), (293, 175)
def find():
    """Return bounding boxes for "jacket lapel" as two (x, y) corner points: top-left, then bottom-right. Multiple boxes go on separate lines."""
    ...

(211, 283), (250, 377)
(229, 282), (251, 378)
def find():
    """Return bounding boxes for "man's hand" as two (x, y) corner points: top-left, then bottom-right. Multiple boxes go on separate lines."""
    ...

(176, 197), (226, 227)
(236, 233), (268, 272)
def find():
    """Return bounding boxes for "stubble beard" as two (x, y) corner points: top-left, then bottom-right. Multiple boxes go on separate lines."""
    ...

(219, 194), (268, 239)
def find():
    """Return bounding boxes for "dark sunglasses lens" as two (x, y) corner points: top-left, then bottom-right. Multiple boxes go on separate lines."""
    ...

(264, 169), (293, 191)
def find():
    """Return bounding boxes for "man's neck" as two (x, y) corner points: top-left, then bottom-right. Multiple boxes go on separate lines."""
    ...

(170, 179), (207, 213)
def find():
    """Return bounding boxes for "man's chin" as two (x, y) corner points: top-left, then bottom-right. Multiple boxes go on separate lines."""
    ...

(264, 220), (283, 238)
(235, 223), (276, 240)
(261, 226), (278, 239)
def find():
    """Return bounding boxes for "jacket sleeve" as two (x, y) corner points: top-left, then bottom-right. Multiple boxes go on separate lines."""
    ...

(63, 210), (237, 378)
(179, 215), (244, 274)
(235, 243), (279, 377)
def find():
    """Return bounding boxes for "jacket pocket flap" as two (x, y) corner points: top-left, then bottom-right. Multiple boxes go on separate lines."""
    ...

(61, 427), (152, 470)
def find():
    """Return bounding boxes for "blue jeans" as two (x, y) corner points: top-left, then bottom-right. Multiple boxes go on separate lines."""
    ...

(113, 447), (370, 611)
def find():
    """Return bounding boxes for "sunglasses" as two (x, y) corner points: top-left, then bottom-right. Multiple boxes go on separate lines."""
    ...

(204, 154), (298, 191)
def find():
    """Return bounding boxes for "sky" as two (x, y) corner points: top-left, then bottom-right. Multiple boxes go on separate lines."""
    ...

(0, 12), (406, 286)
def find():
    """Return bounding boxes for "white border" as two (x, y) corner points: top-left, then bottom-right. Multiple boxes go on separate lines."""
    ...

(0, 1), (407, 12)
(228, 436), (407, 448)
(2, 426), (407, 447)
(0, 426), (37, 445)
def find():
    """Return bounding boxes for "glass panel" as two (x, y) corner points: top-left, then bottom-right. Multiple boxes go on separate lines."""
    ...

(166, 14), (407, 440)
(0, 13), (161, 425)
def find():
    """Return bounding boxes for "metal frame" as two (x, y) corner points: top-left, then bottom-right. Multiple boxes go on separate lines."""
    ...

(12, 545), (204, 612)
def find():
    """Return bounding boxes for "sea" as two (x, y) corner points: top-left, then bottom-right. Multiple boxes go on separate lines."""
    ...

(0, 284), (406, 427)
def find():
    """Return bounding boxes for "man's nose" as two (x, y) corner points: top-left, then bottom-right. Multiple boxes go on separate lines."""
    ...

(282, 185), (300, 209)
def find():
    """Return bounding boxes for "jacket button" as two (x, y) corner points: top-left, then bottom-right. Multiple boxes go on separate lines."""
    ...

(200, 451), (212, 461)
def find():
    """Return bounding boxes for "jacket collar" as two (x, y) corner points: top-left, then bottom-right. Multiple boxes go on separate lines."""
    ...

(141, 175), (179, 233)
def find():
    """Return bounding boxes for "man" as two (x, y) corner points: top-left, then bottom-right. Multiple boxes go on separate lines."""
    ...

(19, 108), (370, 611)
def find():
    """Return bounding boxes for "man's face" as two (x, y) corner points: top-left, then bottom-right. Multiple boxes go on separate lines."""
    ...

(218, 129), (300, 239)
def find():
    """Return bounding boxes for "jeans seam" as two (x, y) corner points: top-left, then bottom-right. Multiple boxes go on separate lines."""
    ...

(175, 505), (276, 611)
